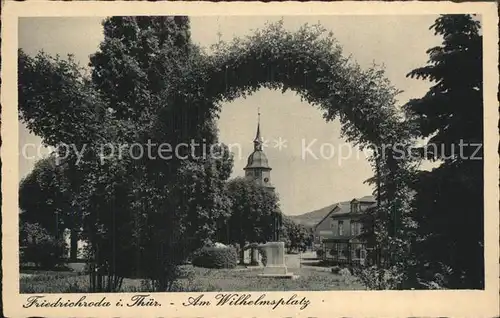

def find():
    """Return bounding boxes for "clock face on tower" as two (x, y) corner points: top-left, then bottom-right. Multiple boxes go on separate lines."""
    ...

(264, 177), (269, 183)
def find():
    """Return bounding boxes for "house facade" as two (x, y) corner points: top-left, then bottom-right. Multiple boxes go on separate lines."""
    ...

(313, 195), (376, 265)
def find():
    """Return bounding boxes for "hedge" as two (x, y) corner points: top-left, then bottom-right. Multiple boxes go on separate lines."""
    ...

(192, 247), (238, 269)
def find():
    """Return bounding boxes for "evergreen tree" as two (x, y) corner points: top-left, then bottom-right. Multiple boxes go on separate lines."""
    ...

(405, 14), (483, 289)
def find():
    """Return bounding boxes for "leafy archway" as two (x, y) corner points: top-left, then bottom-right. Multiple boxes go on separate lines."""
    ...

(18, 17), (418, 291)
(161, 22), (416, 267)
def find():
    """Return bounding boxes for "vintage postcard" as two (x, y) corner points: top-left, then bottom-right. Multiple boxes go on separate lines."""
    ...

(2, 1), (499, 317)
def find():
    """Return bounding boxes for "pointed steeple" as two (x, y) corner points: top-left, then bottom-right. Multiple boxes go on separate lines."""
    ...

(244, 107), (272, 189)
(253, 108), (263, 151)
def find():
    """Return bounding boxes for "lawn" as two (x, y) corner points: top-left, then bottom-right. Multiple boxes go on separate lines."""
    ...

(20, 265), (366, 293)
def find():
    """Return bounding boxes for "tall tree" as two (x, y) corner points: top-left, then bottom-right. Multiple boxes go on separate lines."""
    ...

(405, 14), (483, 289)
(282, 216), (309, 253)
(89, 16), (192, 123)
(18, 155), (82, 261)
(19, 155), (74, 236)
(18, 16), (228, 291)
(225, 177), (280, 263)
(18, 50), (104, 149)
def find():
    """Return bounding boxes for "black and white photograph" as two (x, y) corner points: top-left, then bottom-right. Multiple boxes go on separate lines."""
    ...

(2, 1), (499, 317)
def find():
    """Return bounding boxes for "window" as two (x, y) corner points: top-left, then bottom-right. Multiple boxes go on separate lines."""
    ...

(351, 222), (356, 235)
(355, 248), (361, 259)
(338, 220), (344, 236)
(352, 202), (359, 213)
(254, 170), (262, 178)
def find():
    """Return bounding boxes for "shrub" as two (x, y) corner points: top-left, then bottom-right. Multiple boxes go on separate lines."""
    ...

(192, 247), (237, 269)
(416, 262), (453, 289)
(178, 265), (196, 279)
(20, 222), (67, 269)
(339, 268), (351, 276)
(339, 267), (363, 286)
(352, 265), (404, 290)
(316, 249), (324, 258)
(331, 266), (341, 274)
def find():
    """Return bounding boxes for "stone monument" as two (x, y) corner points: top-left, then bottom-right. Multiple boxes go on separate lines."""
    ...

(258, 241), (297, 279)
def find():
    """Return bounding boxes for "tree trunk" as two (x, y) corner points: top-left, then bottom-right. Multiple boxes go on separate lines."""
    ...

(70, 228), (78, 261)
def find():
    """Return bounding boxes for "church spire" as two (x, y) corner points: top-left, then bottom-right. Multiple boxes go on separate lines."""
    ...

(253, 108), (263, 151)
(244, 107), (273, 189)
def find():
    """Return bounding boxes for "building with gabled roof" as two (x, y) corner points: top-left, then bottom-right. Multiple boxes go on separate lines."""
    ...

(313, 195), (376, 265)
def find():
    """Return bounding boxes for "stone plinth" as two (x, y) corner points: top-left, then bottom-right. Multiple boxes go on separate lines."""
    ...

(257, 242), (298, 279)
(250, 248), (260, 265)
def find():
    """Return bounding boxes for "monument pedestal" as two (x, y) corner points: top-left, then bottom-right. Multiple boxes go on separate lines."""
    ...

(250, 247), (260, 266)
(257, 241), (298, 279)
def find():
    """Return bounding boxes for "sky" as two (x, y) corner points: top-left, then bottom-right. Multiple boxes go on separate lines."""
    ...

(18, 15), (442, 216)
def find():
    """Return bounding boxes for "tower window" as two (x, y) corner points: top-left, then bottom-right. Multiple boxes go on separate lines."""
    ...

(254, 170), (262, 178)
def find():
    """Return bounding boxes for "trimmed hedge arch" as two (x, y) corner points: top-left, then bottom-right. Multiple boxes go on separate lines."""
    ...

(161, 22), (416, 265)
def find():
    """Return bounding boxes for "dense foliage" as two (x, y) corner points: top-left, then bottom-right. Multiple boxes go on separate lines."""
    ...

(20, 222), (67, 269)
(17, 16), (448, 291)
(352, 265), (404, 290)
(19, 155), (74, 236)
(405, 14), (483, 289)
(18, 16), (228, 292)
(179, 21), (418, 278)
(282, 216), (311, 252)
(192, 246), (238, 269)
(224, 177), (280, 262)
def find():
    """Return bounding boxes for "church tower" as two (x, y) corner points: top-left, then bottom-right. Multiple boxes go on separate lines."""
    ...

(244, 110), (274, 191)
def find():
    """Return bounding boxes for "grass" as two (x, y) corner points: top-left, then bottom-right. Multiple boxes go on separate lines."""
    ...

(20, 265), (366, 293)
(175, 266), (366, 291)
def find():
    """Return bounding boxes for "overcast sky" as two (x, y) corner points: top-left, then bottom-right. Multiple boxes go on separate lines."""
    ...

(18, 15), (442, 216)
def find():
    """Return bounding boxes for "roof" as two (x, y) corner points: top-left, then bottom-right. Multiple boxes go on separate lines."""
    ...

(254, 119), (262, 143)
(245, 112), (271, 170)
(313, 203), (340, 230)
(313, 195), (377, 229)
(358, 195), (376, 203)
(331, 202), (353, 216)
(351, 195), (376, 203)
(291, 202), (339, 228)
(244, 150), (271, 169)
